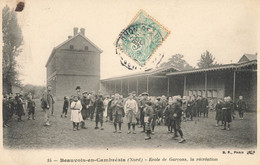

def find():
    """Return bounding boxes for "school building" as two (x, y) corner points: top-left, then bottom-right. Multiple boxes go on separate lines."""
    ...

(100, 54), (257, 111)
(45, 27), (103, 100)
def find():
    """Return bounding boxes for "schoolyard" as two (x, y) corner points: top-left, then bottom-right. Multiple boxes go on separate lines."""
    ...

(3, 100), (257, 149)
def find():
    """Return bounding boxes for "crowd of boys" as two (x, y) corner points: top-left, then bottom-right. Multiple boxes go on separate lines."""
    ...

(3, 85), (247, 144)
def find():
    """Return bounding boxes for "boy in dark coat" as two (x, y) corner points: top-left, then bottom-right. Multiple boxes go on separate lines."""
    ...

(3, 95), (10, 127)
(222, 97), (232, 130)
(80, 92), (89, 129)
(16, 94), (24, 122)
(215, 99), (223, 126)
(164, 97), (174, 133)
(94, 94), (104, 130)
(172, 97), (185, 143)
(201, 96), (209, 118)
(61, 96), (69, 118)
(27, 97), (36, 120)
(111, 93), (124, 133)
(236, 96), (247, 119)
(144, 101), (154, 140)
(139, 92), (149, 132)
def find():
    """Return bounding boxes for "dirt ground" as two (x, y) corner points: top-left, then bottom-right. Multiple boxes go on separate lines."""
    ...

(3, 100), (257, 149)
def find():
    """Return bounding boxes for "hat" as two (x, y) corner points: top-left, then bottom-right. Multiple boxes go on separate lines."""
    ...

(131, 91), (136, 94)
(141, 92), (149, 96)
(82, 91), (88, 94)
(114, 93), (120, 97)
(76, 86), (81, 90)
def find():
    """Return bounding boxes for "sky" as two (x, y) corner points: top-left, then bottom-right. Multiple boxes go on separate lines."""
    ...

(3, 0), (258, 86)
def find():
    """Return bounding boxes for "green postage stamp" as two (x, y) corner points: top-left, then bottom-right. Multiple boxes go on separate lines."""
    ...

(115, 10), (170, 66)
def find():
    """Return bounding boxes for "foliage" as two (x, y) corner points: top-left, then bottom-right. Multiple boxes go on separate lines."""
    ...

(22, 84), (45, 99)
(2, 5), (23, 92)
(160, 54), (194, 70)
(197, 50), (220, 68)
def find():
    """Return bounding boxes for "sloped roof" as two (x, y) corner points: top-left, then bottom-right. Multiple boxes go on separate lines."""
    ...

(166, 60), (257, 76)
(101, 65), (181, 81)
(45, 33), (103, 67)
(238, 54), (257, 63)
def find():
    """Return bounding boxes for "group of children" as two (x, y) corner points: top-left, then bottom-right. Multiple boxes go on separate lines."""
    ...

(62, 87), (187, 143)
(2, 92), (36, 127)
(215, 96), (247, 130)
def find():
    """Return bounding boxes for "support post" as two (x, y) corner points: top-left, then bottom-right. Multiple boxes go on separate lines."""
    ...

(233, 71), (236, 101)
(167, 77), (170, 96)
(121, 80), (123, 95)
(127, 79), (129, 94)
(114, 81), (116, 94)
(136, 79), (139, 95)
(147, 76), (149, 93)
(183, 76), (186, 97)
(205, 72), (208, 98)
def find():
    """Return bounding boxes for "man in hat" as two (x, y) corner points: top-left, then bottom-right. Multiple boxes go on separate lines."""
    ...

(140, 92), (149, 132)
(80, 91), (89, 129)
(111, 93), (124, 133)
(41, 85), (55, 126)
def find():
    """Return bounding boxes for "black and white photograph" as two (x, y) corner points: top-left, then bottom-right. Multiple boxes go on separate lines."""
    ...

(1, 0), (259, 164)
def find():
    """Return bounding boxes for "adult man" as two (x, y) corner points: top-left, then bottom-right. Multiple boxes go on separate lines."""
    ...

(111, 93), (124, 133)
(124, 93), (138, 134)
(75, 86), (82, 99)
(139, 92), (149, 132)
(41, 86), (55, 126)
(236, 96), (247, 119)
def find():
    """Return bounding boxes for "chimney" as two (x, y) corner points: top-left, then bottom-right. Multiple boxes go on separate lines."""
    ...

(73, 27), (78, 36)
(80, 28), (85, 36)
(68, 35), (72, 39)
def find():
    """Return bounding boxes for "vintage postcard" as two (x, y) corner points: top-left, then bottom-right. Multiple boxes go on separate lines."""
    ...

(1, 0), (259, 164)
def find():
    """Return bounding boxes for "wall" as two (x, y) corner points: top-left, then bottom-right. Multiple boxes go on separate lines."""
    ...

(55, 75), (100, 100)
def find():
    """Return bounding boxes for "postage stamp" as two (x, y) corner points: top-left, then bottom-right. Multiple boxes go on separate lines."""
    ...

(115, 10), (170, 66)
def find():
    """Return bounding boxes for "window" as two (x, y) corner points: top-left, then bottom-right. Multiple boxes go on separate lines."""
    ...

(70, 45), (74, 50)
(213, 90), (218, 98)
(84, 46), (89, 50)
(207, 90), (212, 98)
(197, 90), (202, 96)
(202, 90), (206, 97)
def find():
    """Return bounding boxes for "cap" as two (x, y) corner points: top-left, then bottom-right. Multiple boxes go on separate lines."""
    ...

(82, 91), (88, 94)
(76, 86), (81, 90)
(141, 92), (149, 96)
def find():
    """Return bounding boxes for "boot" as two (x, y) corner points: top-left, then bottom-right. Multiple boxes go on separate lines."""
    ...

(32, 114), (35, 120)
(145, 131), (151, 140)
